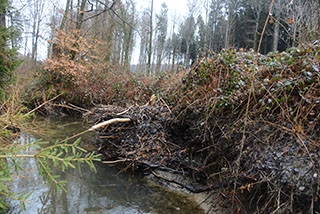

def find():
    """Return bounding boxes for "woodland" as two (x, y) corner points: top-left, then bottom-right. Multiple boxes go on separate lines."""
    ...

(0, 0), (320, 213)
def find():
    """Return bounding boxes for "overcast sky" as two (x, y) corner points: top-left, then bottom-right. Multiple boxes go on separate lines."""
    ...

(136, 0), (189, 25)
(137, 0), (188, 13)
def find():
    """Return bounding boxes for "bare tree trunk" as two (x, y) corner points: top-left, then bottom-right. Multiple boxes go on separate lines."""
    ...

(76, 0), (86, 30)
(225, 20), (230, 48)
(156, 45), (161, 74)
(147, 0), (154, 76)
(69, 0), (86, 60)
(60, 0), (71, 31)
(52, 0), (72, 58)
(171, 44), (176, 72)
(272, 21), (279, 51)
(185, 41), (190, 67)
(272, 5), (280, 52)
(253, 3), (263, 51)
(31, 0), (45, 61)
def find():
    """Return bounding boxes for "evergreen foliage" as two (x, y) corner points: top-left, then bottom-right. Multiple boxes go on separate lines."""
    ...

(0, 136), (100, 213)
(0, 0), (20, 100)
(0, 27), (20, 96)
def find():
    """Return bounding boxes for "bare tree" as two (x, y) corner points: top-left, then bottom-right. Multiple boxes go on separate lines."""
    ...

(250, 0), (267, 51)
(138, 10), (150, 73)
(271, 0), (281, 52)
(290, 0), (320, 44)
(155, 2), (168, 74)
(208, 0), (224, 52)
(147, 0), (154, 76)
(60, 0), (71, 31)
(179, 15), (196, 67)
(224, 0), (239, 48)
(30, 0), (46, 60)
(112, 0), (136, 70)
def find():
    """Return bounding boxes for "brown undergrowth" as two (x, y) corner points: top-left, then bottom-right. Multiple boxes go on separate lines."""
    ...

(85, 45), (320, 213)
(23, 29), (184, 113)
(169, 46), (320, 212)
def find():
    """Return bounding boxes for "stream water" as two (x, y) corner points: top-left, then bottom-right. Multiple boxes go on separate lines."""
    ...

(8, 117), (204, 214)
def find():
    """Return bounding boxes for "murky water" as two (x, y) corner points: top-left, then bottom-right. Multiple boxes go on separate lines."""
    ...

(8, 117), (204, 214)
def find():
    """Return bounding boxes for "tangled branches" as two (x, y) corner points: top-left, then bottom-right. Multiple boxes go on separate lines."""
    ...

(86, 44), (320, 212)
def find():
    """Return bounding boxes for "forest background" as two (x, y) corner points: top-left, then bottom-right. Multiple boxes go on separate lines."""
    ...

(0, 0), (320, 212)
(10, 0), (320, 73)
(2, 0), (318, 107)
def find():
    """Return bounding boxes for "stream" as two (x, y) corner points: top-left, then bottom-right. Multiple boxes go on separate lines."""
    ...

(8, 117), (204, 214)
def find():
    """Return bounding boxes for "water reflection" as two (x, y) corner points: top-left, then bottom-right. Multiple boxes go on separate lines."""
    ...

(9, 117), (204, 214)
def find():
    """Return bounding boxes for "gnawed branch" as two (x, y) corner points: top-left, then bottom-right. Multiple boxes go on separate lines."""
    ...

(89, 118), (131, 131)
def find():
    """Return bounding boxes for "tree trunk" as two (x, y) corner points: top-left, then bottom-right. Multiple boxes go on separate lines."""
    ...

(253, 4), (262, 51)
(225, 19), (230, 49)
(31, 0), (45, 61)
(272, 0), (280, 52)
(76, 0), (86, 30)
(156, 48), (161, 74)
(0, 0), (6, 28)
(70, 0), (86, 60)
(147, 0), (154, 76)
(60, 0), (71, 31)
(185, 41), (190, 67)
(272, 18), (280, 52)
(171, 50), (175, 72)
(52, 0), (71, 58)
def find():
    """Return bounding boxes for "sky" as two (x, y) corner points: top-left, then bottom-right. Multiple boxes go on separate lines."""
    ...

(136, 0), (189, 28)
(137, 0), (188, 14)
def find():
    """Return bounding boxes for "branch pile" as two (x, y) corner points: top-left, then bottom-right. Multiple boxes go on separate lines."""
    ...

(85, 44), (320, 213)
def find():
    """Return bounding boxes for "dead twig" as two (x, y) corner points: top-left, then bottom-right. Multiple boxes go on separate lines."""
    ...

(26, 93), (63, 115)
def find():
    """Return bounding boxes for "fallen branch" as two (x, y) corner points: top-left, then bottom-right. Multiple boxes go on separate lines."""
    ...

(151, 171), (216, 193)
(68, 103), (92, 113)
(89, 118), (131, 131)
(26, 93), (63, 115)
(102, 159), (129, 164)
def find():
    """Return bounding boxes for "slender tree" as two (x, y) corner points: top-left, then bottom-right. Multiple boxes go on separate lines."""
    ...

(30, 0), (46, 61)
(196, 14), (206, 54)
(155, 2), (168, 74)
(224, 0), (239, 48)
(247, 0), (268, 51)
(138, 10), (149, 73)
(147, 0), (154, 76)
(179, 15), (196, 67)
(271, 0), (281, 52)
